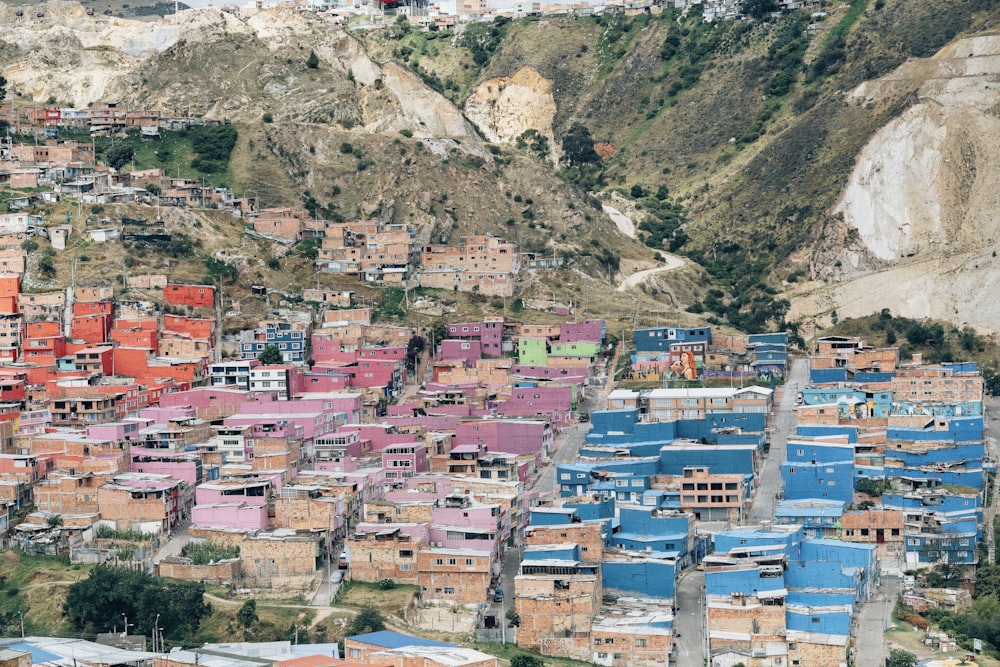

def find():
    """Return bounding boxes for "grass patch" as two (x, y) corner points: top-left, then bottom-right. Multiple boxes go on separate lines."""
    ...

(373, 287), (407, 322)
(335, 580), (419, 617)
(0, 551), (93, 636)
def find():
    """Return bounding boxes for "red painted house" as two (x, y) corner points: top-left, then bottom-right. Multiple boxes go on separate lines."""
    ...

(110, 326), (158, 352)
(22, 336), (66, 366)
(25, 321), (61, 339)
(163, 315), (215, 340)
(164, 284), (216, 308)
(70, 314), (111, 344)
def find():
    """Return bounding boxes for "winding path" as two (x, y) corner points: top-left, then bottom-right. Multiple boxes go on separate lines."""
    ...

(616, 254), (686, 291)
(603, 203), (687, 291)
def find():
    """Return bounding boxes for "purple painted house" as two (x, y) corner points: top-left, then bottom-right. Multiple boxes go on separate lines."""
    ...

(496, 385), (574, 425)
(436, 339), (483, 365)
(559, 319), (606, 344)
(445, 318), (504, 357)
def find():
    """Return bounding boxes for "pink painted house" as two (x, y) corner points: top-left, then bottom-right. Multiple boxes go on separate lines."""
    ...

(455, 419), (553, 458)
(138, 405), (198, 424)
(195, 477), (271, 505)
(131, 447), (206, 486)
(191, 502), (268, 530)
(382, 442), (428, 483)
(87, 421), (144, 443)
(158, 386), (253, 419)
(300, 371), (350, 394)
(248, 391), (364, 425)
(512, 365), (590, 385)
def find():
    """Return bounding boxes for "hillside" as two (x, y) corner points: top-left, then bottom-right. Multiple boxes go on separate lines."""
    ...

(3, 0), (1000, 334)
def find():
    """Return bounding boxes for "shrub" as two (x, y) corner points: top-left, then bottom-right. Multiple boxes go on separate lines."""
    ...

(262, 112), (273, 123)
(306, 50), (319, 69)
(399, 128), (413, 138)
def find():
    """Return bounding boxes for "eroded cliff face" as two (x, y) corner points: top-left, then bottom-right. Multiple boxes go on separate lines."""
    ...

(0, 1), (473, 137)
(788, 31), (1000, 331)
(463, 66), (558, 163)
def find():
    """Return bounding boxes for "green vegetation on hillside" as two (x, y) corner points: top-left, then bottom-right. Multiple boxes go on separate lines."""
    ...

(64, 565), (211, 638)
(47, 126), (239, 189)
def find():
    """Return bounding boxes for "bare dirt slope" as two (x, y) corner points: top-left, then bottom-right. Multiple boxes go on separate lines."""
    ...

(788, 30), (1000, 331)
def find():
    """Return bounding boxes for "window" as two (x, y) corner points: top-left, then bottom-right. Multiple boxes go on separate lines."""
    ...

(399, 550), (413, 558)
(447, 558), (457, 565)
(466, 558), (475, 565)
(400, 563), (413, 571)
(443, 587), (454, 594)
(635, 638), (646, 647)
(613, 654), (622, 661)
(435, 559), (444, 565)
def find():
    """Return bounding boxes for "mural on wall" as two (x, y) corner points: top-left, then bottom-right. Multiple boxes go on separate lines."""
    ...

(668, 344), (704, 380)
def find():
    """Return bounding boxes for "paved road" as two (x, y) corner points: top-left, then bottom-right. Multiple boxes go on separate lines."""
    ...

(151, 523), (191, 564)
(673, 570), (705, 667)
(984, 397), (1000, 563)
(855, 575), (899, 665)
(748, 357), (807, 523)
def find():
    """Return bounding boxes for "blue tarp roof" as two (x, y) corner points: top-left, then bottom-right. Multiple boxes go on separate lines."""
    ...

(6, 643), (61, 664)
(347, 631), (453, 649)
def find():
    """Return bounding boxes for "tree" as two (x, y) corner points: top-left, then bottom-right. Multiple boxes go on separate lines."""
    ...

(257, 345), (282, 366)
(561, 123), (600, 166)
(347, 607), (385, 636)
(37, 254), (56, 278)
(145, 183), (161, 196)
(107, 144), (135, 171)
(509, 656), (542, 667)
(236, 599), (258, 632)
(886, 648), (917, 667)
(306, 50), (319, 69)
(742, 0), (778, 18)
(63, 565), (210, 637)
(974, 564), (1000, 599)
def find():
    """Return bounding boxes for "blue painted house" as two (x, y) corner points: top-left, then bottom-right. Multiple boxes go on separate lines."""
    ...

(781, 439), (855, 503)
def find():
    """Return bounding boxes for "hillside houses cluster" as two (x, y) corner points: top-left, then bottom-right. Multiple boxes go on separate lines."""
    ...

(512, 331), (987, 667)
(0, 251), (605, 599)
(248, 205), (521, 295)
(629, 325), (789, 382)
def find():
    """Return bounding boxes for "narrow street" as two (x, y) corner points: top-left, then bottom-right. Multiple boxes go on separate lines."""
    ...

(748, 357), (807, 523)
(673, 570), (706, 667)
(853, 575), (899, 665)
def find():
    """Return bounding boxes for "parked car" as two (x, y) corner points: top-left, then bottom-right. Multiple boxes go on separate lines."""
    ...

(330, 570), (344, 584)
(580, 413), (590, 423)
(493, 588), (504, 602)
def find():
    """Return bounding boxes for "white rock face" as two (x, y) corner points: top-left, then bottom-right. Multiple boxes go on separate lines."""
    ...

(464, 67), (558, 163)
(0, 1), (473, 137)
(790, 30), (1000, 331)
